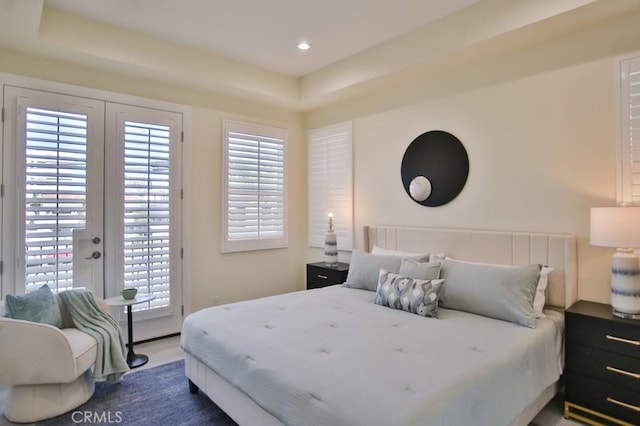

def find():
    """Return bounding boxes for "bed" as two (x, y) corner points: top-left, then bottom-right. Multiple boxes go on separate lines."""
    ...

(181, 226), (577, 426)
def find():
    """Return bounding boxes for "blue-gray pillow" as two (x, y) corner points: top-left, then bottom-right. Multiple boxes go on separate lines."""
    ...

(374, 269), (445, 318)
(398, 258), (441, 280)
(344, 249), (404, 291)
(439, 259), (540, 328)
(5, 284), (63, 328)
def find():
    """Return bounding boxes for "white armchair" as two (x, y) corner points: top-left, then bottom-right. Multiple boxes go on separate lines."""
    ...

(0, 299), (109, 423)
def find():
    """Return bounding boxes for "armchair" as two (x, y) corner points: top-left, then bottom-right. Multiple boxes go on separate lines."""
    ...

(0, 298), (110, 423)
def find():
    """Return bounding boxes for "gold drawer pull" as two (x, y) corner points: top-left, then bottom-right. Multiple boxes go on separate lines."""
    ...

(607, 366), (640, 379)
(317, 275), (328, 280)
(606, 335), (640, 346)
(607, 397), (640, 412)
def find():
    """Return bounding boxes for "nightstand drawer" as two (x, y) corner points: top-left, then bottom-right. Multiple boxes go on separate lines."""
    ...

(306, 262), (349, 290)
(567, 343), (640, 391)
(566, 312), (640, 358)
(307, 273), (337, 288)
(567, 372), (640, 424)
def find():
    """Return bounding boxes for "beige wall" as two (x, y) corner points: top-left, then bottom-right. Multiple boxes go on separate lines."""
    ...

(0, 47), (307, 312)
(308, 57), (620, 304)
(1, 25), (638, 307)
(303, 8), (640, 306)
(188, 107), (307, 311)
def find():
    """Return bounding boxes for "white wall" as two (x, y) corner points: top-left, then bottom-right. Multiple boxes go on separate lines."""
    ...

(188, 107), (307, 310)
(308, 57), (618, 304)
(2, 12), (637, 307)
(0, 47), (307, 312)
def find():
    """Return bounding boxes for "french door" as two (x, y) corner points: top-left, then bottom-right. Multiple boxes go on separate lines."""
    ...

(2, 86), (183, 339)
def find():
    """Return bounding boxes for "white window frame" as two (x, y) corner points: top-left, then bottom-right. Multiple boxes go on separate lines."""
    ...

(222, 119), (288, 253)
(308, 121), (353, 251)
(617, 53), (640, 204)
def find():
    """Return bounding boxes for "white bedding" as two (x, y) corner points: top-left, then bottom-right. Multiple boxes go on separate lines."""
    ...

(181, 285), (564, 426)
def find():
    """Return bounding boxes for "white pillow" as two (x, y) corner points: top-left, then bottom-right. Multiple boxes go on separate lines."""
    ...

(534, 267), (553, 318)
(444, 257), (552, 318)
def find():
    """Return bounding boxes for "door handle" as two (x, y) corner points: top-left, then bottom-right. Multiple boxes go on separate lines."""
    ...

(85, 251), (101, 260)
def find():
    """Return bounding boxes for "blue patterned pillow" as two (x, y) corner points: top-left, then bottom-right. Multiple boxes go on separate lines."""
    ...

(5, 284), (63, 328)
(374, 269), (445, 318)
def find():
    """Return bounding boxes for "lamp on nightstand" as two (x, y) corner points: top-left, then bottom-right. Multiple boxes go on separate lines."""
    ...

(590, 206), (640, 319)
(324, 213), (338, 266)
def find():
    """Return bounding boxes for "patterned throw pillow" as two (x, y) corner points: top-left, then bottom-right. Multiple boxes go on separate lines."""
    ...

(5, 284), (63, 328)
(374, 269), (445, 318)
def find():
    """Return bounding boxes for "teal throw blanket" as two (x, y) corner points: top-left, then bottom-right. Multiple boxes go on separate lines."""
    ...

(59, 289), (129, 382)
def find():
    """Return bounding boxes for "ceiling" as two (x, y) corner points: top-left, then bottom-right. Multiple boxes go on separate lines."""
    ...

(1, 0), (640, 110)
(43, 0), (482, 78)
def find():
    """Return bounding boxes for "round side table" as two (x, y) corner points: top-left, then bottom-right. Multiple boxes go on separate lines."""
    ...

(105, 293), (156, 369)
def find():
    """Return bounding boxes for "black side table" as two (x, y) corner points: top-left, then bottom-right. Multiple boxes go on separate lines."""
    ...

(564, 300), (639, 425)
(105, 294), (156, 368)
(306, 262), (349, 289)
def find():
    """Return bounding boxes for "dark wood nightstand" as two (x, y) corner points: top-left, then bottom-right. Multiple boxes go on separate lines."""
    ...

(306, 262), (349, 290)
(564, 300), (640, 425)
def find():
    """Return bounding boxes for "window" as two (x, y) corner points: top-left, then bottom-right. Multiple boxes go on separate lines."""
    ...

(308, 122), (353, 251)
(23, 107), (90, 294)
(222, 120), (287, 252)
(118, 117), (177, 311)
(3, 83), (186, 339)
(618, 54), (640, 204)
(105, 103), (183, 314)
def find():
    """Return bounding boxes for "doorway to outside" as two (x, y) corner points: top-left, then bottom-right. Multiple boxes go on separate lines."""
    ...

(2, 85), (185, 340)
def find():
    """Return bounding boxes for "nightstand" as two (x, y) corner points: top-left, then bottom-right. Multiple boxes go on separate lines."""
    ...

(564, 300), (640, 425)
(306, 262), (349, 290)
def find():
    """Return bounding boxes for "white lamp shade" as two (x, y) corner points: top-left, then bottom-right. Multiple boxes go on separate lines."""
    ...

(590, 206), (640, 249)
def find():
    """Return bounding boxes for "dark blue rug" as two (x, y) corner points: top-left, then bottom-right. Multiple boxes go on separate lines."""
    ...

(39, 360), (237, 426)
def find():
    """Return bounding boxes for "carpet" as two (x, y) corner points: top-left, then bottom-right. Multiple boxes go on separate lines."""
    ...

(39, 360), (237, 426)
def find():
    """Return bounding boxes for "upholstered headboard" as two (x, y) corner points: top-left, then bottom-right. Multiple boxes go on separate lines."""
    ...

(365, 226), (578, 310)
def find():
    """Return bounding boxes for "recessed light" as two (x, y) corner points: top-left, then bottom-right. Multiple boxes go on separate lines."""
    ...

(297, 42), (311, 51)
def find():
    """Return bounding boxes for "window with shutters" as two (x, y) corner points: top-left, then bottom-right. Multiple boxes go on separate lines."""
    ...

(618, 54), (640, 204)
(3, 83), (185, 338)
(23, 107), (89, 294)
(123, 121), (172, 310)
(308, 122), (353, 251)
(105, 103), (183, 317)
(222, 120), (288, 252)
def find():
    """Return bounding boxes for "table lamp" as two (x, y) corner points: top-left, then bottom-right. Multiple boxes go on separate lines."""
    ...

(590, 206), (640, 319)
(324, 213), (338, 266)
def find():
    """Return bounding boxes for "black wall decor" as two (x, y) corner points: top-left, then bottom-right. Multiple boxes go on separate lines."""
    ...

(401, 130), (469, 207)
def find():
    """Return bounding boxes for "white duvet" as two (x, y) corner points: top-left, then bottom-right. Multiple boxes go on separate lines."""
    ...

(181, 285), (564, 426)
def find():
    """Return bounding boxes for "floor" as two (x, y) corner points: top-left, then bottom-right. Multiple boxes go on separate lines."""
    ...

(0, 336), (185, 426)
(0, 335), (580, 426)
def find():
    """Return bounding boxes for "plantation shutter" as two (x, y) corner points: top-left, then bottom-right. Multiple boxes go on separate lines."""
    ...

(619, 56), (640, 204)
(308, 122), (353, 251)
(123, 121), (172, 309)
(222, 120), (287, 252)
(23, 107), (89, 293)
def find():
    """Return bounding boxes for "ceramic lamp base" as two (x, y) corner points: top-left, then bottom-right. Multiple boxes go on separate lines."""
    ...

(611, 250), (640, 319)
(324, 231), (338, 266)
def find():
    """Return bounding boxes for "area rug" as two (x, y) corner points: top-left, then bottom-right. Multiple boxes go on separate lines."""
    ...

(39, 360), (237, 426)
